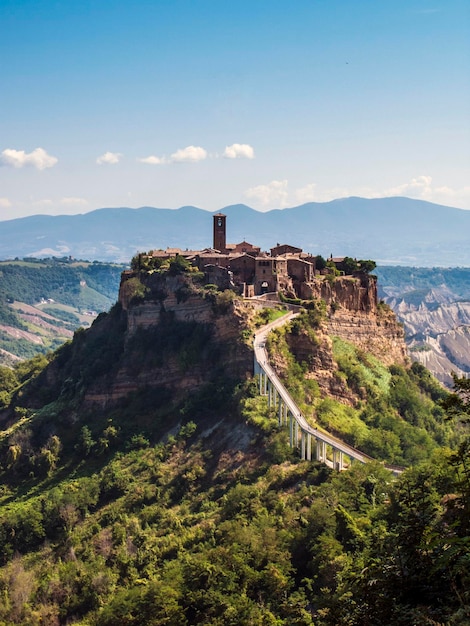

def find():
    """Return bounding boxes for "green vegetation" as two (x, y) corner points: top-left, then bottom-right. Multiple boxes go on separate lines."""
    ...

(340, 256), (359, 274)
(328, 257), (377, 275)
(130, 252), (201, 276)
(357, 258), (377, 274)
(0, 258), (126, 309)
(41, 306), (81, 326)
(0, 270), (468, 624)
(251, 306), (288, 329)
(0, 365), (468, 624)
(330, 341), (451, 464)
(0, 299), (27, 331)
(266, 310), (324, 419)
(266, 309), (452, 466)
(0, 259), (126, 364)
(325, 258), (340, 276)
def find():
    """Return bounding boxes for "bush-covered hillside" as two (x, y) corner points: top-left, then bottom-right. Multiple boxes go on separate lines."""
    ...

(0, 363), (468, 624)
(266, 309), (453, 465)
(0, 270), (468, 625)
(0, 258), (126, 364)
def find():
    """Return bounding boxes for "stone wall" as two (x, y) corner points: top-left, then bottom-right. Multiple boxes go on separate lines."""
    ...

(301, 274), (377, 313)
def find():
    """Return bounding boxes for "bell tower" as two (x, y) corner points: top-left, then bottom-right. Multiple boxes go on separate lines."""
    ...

(213, 213), (226, 252)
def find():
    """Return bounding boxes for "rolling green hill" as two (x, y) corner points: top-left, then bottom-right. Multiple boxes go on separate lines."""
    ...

(0, 258), (126, 365)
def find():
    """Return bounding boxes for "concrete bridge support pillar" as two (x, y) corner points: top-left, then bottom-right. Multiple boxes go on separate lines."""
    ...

(259, 372), (268, 396)
(333, 448), (344, 470)
(300, 430), (306, 459)
(289, 415), (294, 448)
(316, 440), (326, 462)
(306, 433), (312, 461)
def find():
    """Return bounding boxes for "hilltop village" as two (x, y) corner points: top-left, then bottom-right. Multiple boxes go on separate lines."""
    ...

(132, 213), (376, 300)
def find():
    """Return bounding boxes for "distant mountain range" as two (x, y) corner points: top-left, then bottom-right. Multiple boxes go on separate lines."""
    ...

(1, 196), (469, 266)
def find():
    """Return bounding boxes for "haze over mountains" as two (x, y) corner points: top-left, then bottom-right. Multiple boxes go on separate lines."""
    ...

(1, 196), (469, 266)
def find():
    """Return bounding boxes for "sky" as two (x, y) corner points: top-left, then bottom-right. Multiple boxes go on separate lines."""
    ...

(0, 0), (469, 220)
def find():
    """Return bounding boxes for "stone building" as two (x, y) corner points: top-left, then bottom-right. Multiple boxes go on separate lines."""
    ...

(144, 213), (363, 299)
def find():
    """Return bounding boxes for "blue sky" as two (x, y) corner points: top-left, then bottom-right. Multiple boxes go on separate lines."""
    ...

(0, 0), (469, 219)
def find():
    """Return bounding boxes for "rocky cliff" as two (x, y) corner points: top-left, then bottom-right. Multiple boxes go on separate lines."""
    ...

(89, 270), (408, 408)
(80, 271), (253, 407)
(302, 274), (378, 314)
(304, 274), (407, 366)
(278, 301), (408, 406)
(12, 268), (409, 420)
(377, 270), (470, 386)
(264, 274), (408, 406)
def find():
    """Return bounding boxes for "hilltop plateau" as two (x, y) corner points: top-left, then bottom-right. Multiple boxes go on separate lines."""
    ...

(0, 256), (468, 625)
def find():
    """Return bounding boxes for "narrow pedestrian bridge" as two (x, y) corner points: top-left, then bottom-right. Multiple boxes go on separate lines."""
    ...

(253, 311), (403, 475)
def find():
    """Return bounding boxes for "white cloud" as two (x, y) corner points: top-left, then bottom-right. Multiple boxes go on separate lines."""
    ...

(32, 198), (54, 208)
(290, 176), (470, 210)
(0, 147), (58, 170)
(384, 175), (434, 200)
(430, 186), (470, 208)
(295, 183), (318, 204)
(381, 176), (470, 208)
(138, 155), (166, 165)
(60, 197), (89, 207)
(170, 145), (207, 163)
(245, 180), (289, 209)
(0, 197), (12, 208)
(223, 143), (255, 159)
(96, 151), (122, 165)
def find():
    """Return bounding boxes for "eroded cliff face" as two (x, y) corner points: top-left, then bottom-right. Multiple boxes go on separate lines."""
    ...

(278, 276), (408, 405)
(114, 271), (407, 408)
(326, 304), (408, 367)
(81, 271), (252, 408)
(377, 272), (470, 387)
(18, 269), (409, 416)
(282, 310), (407, 406)
(304, 275), (407, 364)
(301, 274), (377, 313)
(119, 270), (214, 325)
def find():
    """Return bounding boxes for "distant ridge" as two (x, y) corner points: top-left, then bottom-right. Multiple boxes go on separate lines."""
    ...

(0, 197), (469, 266)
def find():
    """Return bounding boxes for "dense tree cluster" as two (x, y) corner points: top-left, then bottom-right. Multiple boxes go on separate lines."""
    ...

(0, 381), (468, 624)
